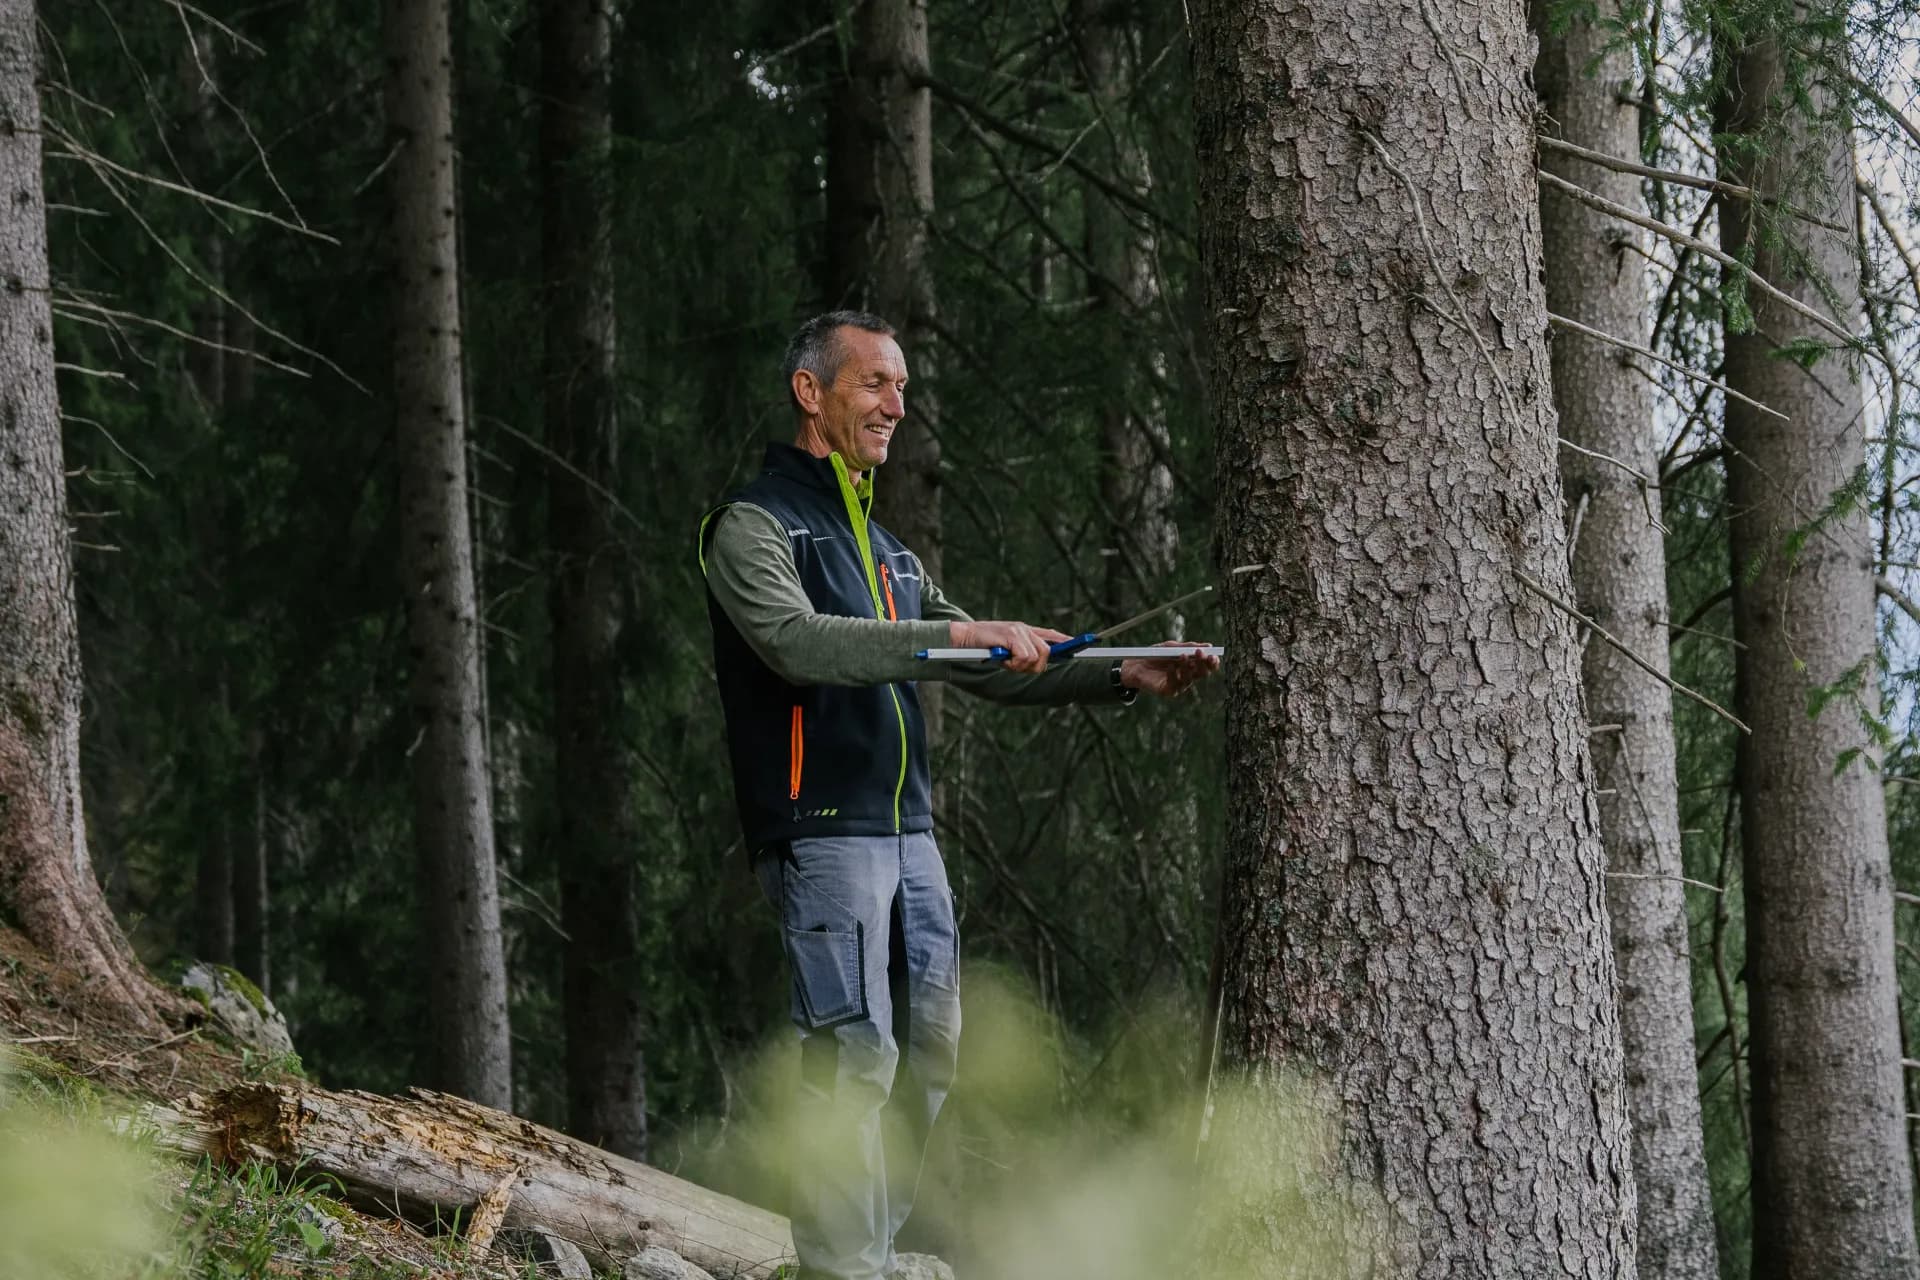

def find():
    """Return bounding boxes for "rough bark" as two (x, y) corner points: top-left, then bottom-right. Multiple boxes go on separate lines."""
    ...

(1533, 6), (1718, 1276)
(1071, 0), (1178, 617)
(0, 0), (179, 1032)
(541, 0), (646, 1161)
(149, 1082), (793, 1278)
(0, 0), (85, 885)
(825, 0), (944, 735)
(1191, 0), (1637, 1273)
(1715, 28), (1920, 1279)
(384, 0), (513, 1109)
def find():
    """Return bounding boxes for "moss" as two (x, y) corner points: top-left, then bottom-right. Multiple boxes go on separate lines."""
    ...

(0, 1047), (104, 1108)
(4, 688), (42, 742)
(213, 965), (269, 1017)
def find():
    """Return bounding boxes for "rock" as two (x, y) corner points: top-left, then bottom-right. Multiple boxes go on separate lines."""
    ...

(178, 963), (294, 1060)
(623, 1245), (717, 1280)
(496, 1226), (593, 1278)
(891, 1253), (956, 1280)
(291, 1201), (349, 1253)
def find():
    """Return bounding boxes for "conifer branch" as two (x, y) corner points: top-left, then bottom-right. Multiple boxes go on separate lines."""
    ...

(1844, 70), (1920, 154)
(1537, 170), (1864, 355)
(1547, 311), (1789, 420)
(44, 126), (337, 242)
(1514, 570), (1751, 734)
(1539, 135), (1845, 232)
(1858, 179), (1920, 314)
(914, 71), (1190, 243)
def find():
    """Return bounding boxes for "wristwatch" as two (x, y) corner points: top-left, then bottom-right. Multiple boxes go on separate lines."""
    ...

(1109, 660), (1137, 706)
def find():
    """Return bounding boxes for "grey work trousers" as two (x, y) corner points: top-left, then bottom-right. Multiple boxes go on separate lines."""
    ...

(754, 831), (962, 1280)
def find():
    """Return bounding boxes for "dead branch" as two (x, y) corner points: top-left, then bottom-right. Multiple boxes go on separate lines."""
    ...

(1514, 570), (1750, 733)
(1539, 135), (1846, 232)
(1537, 169), (1864, 354)
(1547, 311), (1789, 420)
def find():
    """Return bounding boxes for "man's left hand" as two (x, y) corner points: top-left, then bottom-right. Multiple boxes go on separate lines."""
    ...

(1119, 642), (1222, 699)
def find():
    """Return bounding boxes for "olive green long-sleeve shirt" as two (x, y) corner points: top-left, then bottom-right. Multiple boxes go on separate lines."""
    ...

(705, 502), (1117, 705)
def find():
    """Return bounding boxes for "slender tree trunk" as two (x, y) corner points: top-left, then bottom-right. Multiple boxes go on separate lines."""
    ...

(384, 0), (512, 1110)
(228, 317), (268, 994)
(541, 0), (646, 1160)
(0, 0), (178, 1031)
(185, 68), (233, 958)
(233, 739), (270, 992)
(1071, 0), (1177, 617)
(1191, 0), (1636, 1272)
(1715, 27), (1920, 1278)
(1533, 7), (1718, 1276)
(825, 0), (944, 731)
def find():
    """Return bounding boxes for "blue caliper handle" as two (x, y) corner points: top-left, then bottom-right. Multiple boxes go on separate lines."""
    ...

(1047, 632), (1100, 659)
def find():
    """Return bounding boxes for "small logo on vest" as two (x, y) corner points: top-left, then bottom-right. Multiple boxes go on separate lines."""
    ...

(796, 807), (840, 819)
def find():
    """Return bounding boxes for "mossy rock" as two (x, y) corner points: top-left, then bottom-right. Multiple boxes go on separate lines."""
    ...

(212, 965), (269, 1017)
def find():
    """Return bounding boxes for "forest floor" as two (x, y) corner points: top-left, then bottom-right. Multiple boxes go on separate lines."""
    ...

(0, 924), (583, 1279)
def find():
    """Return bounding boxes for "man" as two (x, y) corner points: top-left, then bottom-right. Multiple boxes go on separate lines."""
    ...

(699, 311), (1217, 1280)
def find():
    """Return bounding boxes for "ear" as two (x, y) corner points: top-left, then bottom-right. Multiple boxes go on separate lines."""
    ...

(791, 368), (824, 416)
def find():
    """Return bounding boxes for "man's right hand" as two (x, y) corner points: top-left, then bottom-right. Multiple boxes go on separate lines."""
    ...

(950, 620), (1072, 674)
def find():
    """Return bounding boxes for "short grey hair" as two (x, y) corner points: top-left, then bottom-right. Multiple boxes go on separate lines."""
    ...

(783, 310), (896, 412)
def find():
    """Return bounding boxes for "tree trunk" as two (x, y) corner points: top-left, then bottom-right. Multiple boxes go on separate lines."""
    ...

(0, 0), (180, 1032)
(1071, 0), (1177, 617)
(233, 743), (270, 992)
(541, 0), (646, 1161)
(1533, 6), (1718, 1276)
(825, 0), (944, 734)
(1715, 28), (1920, 1279)
(148, 1082), (793, 1277)
(1190, 0), (1636, 1272)
(385, 0), (513, 1110)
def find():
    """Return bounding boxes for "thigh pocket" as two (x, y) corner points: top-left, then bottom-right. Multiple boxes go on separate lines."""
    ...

(785, 922), (867, 1028)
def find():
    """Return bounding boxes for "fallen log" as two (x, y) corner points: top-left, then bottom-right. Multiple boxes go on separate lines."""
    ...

(143, 1081), (792, 1278)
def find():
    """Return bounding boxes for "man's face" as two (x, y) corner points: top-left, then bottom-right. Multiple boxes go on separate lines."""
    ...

(802, 328), (909, 474)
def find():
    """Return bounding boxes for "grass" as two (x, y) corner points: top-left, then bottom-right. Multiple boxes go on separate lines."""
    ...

(0, 1047), (626, 1280)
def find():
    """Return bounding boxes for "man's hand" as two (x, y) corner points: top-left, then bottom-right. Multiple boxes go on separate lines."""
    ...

(1119, 641), (1222, 698)
(950, 620), (1072, 674)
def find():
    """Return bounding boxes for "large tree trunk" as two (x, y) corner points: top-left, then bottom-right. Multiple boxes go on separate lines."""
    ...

(0, 0), (86, 888)
(385, 0), (513, 1110)
(1190, 0), (1636, 1272)
(1715, 29), (1920, 1279)
(541, 0), (646, 1161)
(1071, 0), (1177, 617)
(0, 0), (180, 1033)
(150, 1082), (792, 1278)
(1533, 6), (1718, 1276)
(825, 0), (945, 736)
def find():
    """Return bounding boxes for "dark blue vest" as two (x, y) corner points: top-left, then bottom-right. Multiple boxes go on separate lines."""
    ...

(701, 443), (931, 849)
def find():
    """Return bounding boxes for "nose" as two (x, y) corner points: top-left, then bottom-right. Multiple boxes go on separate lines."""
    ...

(880, 384), (905, 421)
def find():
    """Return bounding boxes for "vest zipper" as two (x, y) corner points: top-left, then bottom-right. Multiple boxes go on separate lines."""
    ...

(881, 563), (898, 621)
(829, 453), (909, 833)
(789, 705), (804, 802)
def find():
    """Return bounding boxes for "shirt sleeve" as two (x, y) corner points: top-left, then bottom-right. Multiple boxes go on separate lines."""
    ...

(915, 556), (1122, 707)
(704, 503), (951, 686)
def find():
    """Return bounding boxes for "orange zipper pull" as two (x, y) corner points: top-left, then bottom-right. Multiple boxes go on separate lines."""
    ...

(789, 706), (803, 800)
(881, 563), (898, 621)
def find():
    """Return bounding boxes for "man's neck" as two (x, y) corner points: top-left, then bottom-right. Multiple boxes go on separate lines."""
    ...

(792, 424), (861, 486)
